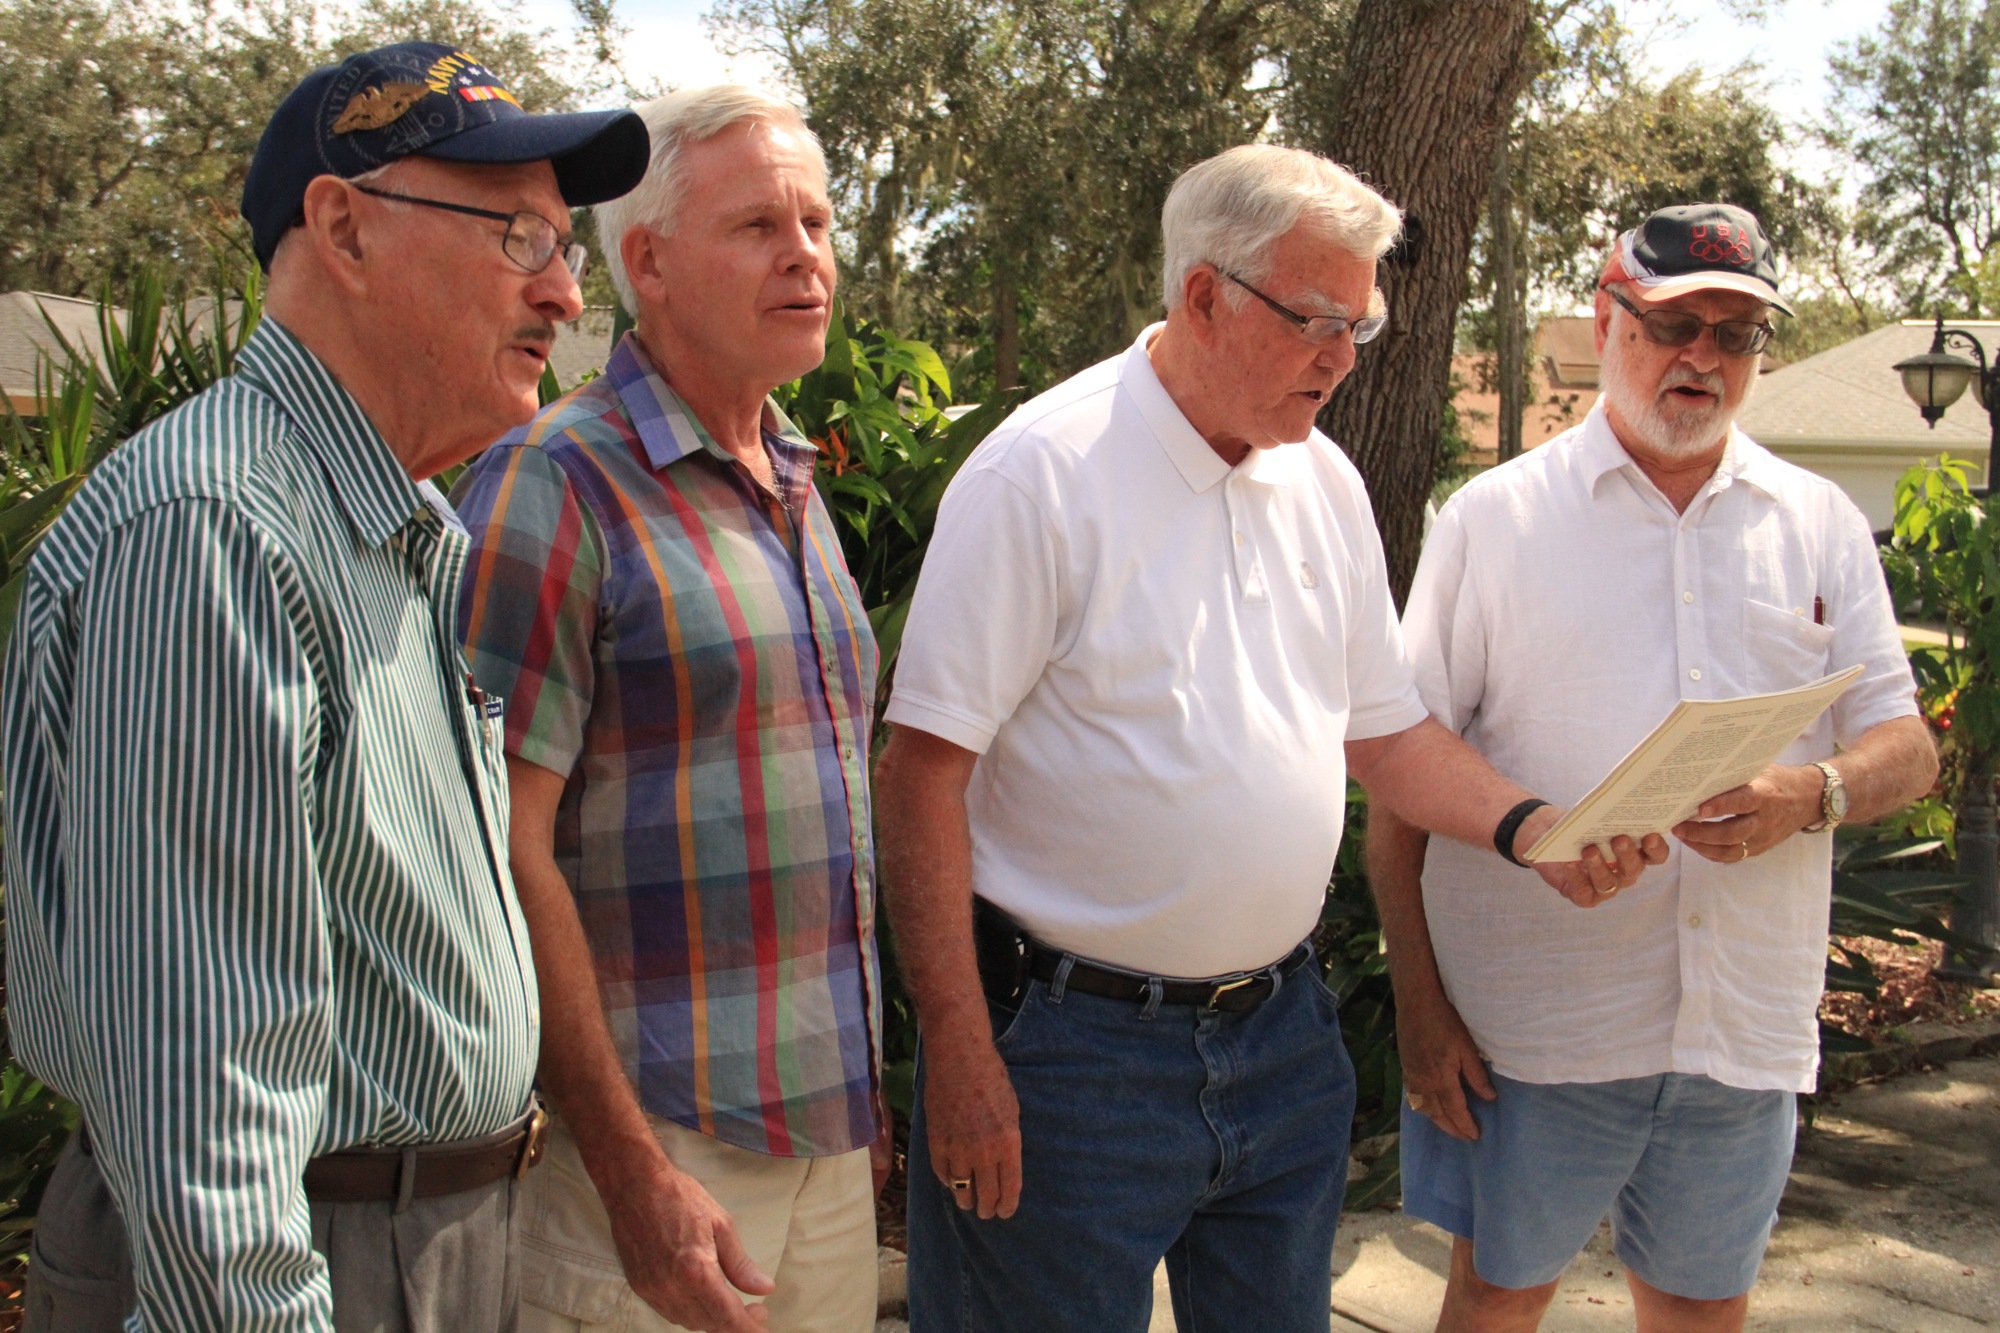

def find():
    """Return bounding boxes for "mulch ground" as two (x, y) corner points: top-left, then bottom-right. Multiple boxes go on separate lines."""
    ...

(1820, 936), (2000, 1039)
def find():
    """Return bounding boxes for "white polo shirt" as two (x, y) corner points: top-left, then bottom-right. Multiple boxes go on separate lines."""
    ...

(1404, 400), (1920, 1094)
(886, 325), (1429, 977)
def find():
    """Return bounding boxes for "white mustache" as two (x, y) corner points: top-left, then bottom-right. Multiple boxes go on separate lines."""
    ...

(1660, 367), (1723, 396)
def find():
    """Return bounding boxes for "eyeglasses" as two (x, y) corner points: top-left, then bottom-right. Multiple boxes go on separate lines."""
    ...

(1224, 271), (1386, 345)
(353, 185), (589, 281)
(1607, 288), (1772, 357)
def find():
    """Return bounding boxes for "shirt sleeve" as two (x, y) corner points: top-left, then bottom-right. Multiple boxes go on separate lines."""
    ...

(60, 500), (333, 1331)
(1400, 499), (1487, 736)
(1823, 489), (1921, 745)
(1337, 470), (1430, 741)
(452, 444), (605, 778)
(882, 464), (1061, 754)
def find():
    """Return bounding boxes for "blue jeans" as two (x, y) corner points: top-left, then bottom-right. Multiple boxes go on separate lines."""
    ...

(907, 953), (1356, 1333)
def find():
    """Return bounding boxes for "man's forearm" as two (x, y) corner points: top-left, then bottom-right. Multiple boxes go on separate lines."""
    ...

(1348, 718), (1539, 854)
(510, 848), (661, 1169)
(1363, 803), (1447, 1002)
(1833, 715), (1939, 826)
(874, 729), (987, 1043)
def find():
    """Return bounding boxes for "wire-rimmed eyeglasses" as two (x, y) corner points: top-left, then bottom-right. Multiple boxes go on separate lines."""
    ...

(1224, 271), (1386, 345)
(1607, 287), (1773, 357)
(353, 185), (589, 282)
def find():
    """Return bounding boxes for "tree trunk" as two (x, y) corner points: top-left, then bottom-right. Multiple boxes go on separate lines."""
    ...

(993, 263), (1022, 392)
(1491, 131), (1525, 464)
(1314, 0), (1535, 604)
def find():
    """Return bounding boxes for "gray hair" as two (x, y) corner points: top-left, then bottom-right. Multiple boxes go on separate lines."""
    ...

(1160, 144), (1403, 311)
(596, 85), (826, 311)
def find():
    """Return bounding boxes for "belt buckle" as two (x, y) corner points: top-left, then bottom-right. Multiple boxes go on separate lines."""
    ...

(1207, 974), (1258, 1011)
(516, 1103), (550, 1179)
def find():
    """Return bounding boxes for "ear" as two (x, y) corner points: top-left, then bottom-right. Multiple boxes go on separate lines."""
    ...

(621, 225), (671, 311)
(299, 176), (369, 294)
(1181, 263), (1225, 340)
(1592, 287), (1614, 356)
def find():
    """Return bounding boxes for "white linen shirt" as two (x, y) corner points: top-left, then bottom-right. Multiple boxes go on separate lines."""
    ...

(886, 326), (1429, 977)
(1404, 400), (1920, 1093)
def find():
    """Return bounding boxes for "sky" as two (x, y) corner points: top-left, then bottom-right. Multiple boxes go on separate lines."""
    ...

(536, 0), (1896, 122)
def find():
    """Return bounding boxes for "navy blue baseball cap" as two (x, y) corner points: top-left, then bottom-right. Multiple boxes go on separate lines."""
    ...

(242, 42), (650, 269)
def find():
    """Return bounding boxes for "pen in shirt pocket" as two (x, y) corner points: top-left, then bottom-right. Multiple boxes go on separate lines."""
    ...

(1813, 596), (1824, 626)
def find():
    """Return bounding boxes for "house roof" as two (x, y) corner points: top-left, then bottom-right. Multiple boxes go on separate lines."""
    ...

(0, 291), (115, 410)
(1735, 320), (1995, 452)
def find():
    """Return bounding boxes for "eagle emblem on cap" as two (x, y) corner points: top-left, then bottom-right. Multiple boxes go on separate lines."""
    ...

(332, 81), (430, 134)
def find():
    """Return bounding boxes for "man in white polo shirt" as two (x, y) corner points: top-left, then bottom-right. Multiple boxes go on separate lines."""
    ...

(873, 144), (1666, 1333)
(1371, 204), (1939, 1332)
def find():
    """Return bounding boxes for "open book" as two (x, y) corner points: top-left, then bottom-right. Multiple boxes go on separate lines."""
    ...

(1524, 665), (1864, 864)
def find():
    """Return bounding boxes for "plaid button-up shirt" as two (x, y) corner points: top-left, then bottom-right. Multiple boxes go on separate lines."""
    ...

(453, 333), (879, 1157)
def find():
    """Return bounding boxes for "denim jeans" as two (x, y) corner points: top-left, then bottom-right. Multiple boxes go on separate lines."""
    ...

(907, 952), (1356, 1333)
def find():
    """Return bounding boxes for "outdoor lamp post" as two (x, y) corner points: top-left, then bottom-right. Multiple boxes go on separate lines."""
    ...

(1896, 315), (2000, 983)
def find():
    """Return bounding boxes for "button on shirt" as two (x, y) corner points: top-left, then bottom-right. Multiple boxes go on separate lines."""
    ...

(1, 320), (539, 1332)
(886, 325), (1429, 978)
(1403, 400), (1919, 1093)
(453, 333), (880, 1158)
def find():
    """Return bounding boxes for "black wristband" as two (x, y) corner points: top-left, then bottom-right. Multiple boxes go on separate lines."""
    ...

(1494, 798), (1551, 867)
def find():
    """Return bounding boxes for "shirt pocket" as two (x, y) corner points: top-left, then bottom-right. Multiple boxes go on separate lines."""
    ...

(1742, 598), (1834, 691)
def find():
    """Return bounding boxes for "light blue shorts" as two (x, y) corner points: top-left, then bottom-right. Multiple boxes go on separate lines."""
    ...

(1400, 1070), (1796, 1300)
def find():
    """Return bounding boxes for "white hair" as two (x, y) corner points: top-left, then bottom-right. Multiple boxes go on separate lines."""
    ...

(596, 85), (825, 311)
(1160, 144), (1403, 311)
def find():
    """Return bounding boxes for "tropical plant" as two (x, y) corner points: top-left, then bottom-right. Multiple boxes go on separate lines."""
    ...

(1881, 454), (2000, 976)
(777, 299), (1026, 712)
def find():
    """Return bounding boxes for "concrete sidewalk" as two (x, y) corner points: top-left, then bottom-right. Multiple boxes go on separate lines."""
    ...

(879, 1049), (2000, 1331)
(1321, 1050), (2000, 1332)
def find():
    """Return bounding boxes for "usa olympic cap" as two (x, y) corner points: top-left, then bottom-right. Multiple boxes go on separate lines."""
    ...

(242, 42), (650, 269)
(1598, 203), (1793, 317)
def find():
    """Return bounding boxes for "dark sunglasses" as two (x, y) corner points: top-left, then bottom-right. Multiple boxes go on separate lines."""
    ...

(1224, 271), (1386, 345)
(353, 185), (589, 281)
(1608, 288), (1772, 357)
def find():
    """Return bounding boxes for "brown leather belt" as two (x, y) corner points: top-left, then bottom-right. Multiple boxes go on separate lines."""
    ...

(81, 1101), (550, 1213)
(302, 1102), (549, 1209)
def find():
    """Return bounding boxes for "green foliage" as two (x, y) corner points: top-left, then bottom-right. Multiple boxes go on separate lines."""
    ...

(775, 300), (1025, 687)
(1821, 827), (1977, 1057)
(717, 0), (1291, 398)
(1827, 0), (2000, 317)
(1314, 784), (1403, 1211)
(0, 0), (628, 297)
(0, 270), (263, 654)
(1883, 456), (2000, 782)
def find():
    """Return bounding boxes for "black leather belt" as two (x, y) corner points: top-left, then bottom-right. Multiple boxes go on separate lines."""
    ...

(974, 896), (1313, 1013)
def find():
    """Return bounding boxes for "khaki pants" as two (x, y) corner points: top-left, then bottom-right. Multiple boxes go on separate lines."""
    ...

(520, 1115), (877, 1333)
(24, 1132), (522, 1333)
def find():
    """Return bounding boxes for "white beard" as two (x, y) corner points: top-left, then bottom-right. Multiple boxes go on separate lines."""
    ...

(1601, 332), (1755, 459)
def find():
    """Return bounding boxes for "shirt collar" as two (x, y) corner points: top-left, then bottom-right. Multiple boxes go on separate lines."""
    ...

(233, 318), (427, 548)
(1577, 395), (1779, 501)
(1121, 324), (1233, 493)
(607, 332), (817, 489)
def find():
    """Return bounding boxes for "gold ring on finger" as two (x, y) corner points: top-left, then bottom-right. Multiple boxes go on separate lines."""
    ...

(949, 1177), (972, 1191)
(1406, 1092), (1428, 1112)
(1738, 841), (1750, 862)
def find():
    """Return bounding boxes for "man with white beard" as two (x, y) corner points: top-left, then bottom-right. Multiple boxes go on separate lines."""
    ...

(1368, 204), (1939, 1333)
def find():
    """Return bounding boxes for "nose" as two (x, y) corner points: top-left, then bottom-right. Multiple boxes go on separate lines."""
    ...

(1315, 330), (1357, 379)
(1677, 326), (1723, 373)
(527, 259), (585, 325)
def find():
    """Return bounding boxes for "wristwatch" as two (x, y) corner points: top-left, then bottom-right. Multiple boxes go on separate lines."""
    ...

(1803, 760), (1848, 832)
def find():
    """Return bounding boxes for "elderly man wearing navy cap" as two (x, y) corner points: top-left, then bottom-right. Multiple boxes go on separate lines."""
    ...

(2, 43), (645, 1333)
(1370, 204), (1940, 1331)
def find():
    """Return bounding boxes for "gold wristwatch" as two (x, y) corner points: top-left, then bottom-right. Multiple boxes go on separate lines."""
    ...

(1803, 760), (1848, 832)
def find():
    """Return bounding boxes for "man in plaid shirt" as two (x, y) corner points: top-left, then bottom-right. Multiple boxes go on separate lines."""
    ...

(454, 85), (881, 1333)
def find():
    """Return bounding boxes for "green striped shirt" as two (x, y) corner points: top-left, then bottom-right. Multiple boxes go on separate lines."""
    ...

(2, 320), (539, 1332)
